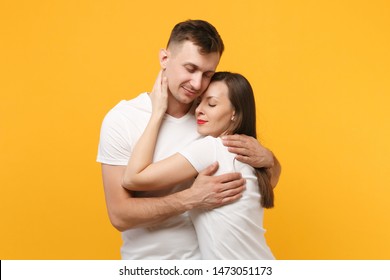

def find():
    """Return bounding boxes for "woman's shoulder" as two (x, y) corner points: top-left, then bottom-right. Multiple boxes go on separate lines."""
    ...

(181, 136), (220, 156)
(196, 136), (226, 149)
(193, 135), (219, 144)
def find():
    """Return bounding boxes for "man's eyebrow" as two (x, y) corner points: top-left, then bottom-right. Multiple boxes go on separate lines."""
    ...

(183, 63), (198, 68)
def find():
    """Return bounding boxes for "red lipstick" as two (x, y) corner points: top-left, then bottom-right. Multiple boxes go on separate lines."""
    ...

(197, 119), (207, 125)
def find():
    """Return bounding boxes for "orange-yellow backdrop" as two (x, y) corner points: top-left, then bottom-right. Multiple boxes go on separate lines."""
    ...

(1, 0), (389, 259)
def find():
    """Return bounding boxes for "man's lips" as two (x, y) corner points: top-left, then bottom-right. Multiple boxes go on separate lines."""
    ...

(182, 86), (198, 96)
(197, 119), (207, 125)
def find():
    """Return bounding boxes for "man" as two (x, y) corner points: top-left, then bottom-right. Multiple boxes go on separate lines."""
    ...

(97, 19), (281, 259)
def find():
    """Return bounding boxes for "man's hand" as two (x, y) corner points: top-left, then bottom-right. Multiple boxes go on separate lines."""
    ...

(221, 134), (274, 168)
(181, 162), (246, 210)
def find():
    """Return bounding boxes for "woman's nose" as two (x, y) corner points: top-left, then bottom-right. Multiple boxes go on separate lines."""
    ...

(195, 105), (203, 116)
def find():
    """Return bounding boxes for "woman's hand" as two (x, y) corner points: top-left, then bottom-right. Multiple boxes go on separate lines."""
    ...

(150, 70), (168, 119)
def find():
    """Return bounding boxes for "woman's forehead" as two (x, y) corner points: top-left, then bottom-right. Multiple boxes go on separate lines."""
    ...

(203, 81), (228, 98)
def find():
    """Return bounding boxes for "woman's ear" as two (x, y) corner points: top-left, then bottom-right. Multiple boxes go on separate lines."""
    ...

(231, 111), (236, 121)
(159, 49), (169, 69)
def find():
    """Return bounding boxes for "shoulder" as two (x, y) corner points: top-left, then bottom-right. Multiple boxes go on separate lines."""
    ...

(98, 93), (150, 155)
(102, 93), (150, 125)
(198, 135), (219, 144)
(190, 136), (219, 148)
(180, 136), (219, 159)
(107, 93), (150, 116)
(178, 136), (218, 172)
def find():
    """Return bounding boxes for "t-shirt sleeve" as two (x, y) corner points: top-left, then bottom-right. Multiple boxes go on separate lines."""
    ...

(96, 110), (132, 166)
(178, 136), (217, 172)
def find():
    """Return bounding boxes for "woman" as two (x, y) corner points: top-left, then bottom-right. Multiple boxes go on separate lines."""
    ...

(122, 71), (275, 259)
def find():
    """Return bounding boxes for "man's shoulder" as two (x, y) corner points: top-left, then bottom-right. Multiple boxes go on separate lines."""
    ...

(97, 93), (150, 164)
(112, 92), (150, 112)
(104, 92), (150, 119)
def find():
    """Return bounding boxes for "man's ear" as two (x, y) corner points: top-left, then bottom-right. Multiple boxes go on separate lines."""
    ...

(159, 49), (169, 69)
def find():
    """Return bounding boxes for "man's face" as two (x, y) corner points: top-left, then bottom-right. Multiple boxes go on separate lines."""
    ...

(162, 41), (220, 105)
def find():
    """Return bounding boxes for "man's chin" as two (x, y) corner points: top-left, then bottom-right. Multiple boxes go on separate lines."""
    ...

(178, 94), (197, 104)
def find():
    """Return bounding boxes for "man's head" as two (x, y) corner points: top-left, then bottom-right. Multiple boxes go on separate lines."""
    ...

(159, 20), (224, 109)
(167, 20), (224, 56)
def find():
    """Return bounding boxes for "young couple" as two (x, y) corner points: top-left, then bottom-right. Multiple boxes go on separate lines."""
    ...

(97, 19), (281, 259)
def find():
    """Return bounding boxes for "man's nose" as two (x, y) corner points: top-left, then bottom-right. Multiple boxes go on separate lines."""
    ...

(190, 73), (202, 90)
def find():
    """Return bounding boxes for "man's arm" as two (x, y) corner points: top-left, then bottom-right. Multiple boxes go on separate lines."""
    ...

(221, 134), (281, 188)
(102, 162), (245, 232)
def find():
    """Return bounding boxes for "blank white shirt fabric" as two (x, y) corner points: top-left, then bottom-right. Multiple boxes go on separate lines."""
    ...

(180, 136), (275, 259)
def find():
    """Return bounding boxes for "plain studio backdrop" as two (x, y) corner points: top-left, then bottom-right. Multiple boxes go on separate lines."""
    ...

(1, 0), (389, 259)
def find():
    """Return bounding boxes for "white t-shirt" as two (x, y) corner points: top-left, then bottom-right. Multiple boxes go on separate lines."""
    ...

(180, 136), (275, 259)
(97, 93), (202, 259)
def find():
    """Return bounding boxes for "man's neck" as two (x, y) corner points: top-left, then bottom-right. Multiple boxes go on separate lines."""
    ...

(166, 95), (193, 118)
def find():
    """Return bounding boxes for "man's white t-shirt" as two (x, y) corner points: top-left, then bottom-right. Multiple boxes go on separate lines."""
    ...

(97, 93), (201, 259)
(180, 136), (275, 259)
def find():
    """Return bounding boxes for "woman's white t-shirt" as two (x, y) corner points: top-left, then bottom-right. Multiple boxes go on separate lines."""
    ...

(180, 136), (275, 259)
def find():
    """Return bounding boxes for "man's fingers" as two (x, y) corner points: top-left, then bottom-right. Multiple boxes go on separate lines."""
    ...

(221, 183), (245, 196)
(222, 134), (250, 147)
(222, 139), (243, 148)
(227, 146), (250, 156)
(214, 171), (242, 184)
(219, 177), (246, 192)
(220, 184), (245, 205)
(221, 193), (243, 205)
(234, 155), (251, 165)
(199, 162), (219, 176)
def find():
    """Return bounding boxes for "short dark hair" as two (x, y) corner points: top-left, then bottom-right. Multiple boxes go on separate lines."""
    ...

(211, 72), (274, 208)
(167, 19), (224, 56)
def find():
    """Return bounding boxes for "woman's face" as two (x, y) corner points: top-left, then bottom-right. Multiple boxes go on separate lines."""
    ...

(195, 81), (235, 137)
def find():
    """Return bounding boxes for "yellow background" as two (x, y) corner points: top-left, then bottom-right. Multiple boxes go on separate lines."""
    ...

(1, 0), (389, 259)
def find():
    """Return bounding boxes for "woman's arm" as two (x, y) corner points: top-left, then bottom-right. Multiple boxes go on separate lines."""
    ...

(121, 71), (198, 191)
(122, 153), (198, 191)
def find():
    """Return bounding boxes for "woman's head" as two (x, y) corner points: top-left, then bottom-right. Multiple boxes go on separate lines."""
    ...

(195, 71), (274, 208)
(195, 72), (257, 138)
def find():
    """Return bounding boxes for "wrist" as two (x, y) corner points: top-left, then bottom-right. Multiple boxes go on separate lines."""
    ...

(150, 112), (164, 124)
(175, 188), (195, 211)
(262, 150), (274, 169)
